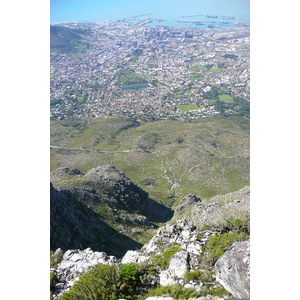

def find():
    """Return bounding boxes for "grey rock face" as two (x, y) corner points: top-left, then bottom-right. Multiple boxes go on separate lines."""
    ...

(175, 194), (201, 215)
(168, 251), (189, 279)
(215, 240), (250, 299)
(121, 250), (150, 264)
(173, 187), (250, 229)
(50, 167), (84, 182)
(83, 165), (149, 207)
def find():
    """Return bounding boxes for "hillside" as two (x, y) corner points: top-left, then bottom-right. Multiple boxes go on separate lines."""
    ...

(50, 25), (90, 54)
(50, 165), (173, 253)
(50, 116), (249, 207)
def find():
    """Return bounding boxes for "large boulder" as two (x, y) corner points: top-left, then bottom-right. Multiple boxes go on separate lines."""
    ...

(168, 251), (189, 278)
(215, 240), (250, 299)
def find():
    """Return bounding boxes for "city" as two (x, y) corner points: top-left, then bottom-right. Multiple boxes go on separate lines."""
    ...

(50, 20), (250, 121)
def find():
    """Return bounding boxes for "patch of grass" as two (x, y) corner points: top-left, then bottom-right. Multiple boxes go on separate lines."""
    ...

(189, 64), (205, 71)
(191, 75), (204, 81)
(142, 285), (198, 300)
(209, 67), (222, 73)
(178, 103), (199, 113)
(218, 94), (233, 102)
(117, 69), (148, 87)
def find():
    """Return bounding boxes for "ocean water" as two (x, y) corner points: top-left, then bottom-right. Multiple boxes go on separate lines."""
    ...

(50, 0), (250, 27)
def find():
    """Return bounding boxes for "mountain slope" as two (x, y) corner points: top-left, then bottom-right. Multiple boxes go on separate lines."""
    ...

(50, 165), (173, 251)
(50, 25), (90, 54)
(50, 116), (250, 206)
(50, 182), (141, 257)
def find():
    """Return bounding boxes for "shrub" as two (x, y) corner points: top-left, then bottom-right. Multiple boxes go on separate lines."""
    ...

(207, 231), (250, 265)
(184, 269), (213, 284)
(50, 272), (56, 290)
(59, 262), (156, 300)
(119, 264), (143, 299)
(142, 285), (198, 299)
(60, 264), (120, 300)
(152, 243), (183, 269)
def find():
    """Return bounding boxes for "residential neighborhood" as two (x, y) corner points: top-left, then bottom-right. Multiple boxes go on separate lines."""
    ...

(50, 20), (250, 120)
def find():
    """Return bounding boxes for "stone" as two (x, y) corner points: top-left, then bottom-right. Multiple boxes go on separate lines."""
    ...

(168, 251), (189, 278)
(121, 250), (149, 264)
(215, 240), (250, 299)
(159, 270), (175, 286)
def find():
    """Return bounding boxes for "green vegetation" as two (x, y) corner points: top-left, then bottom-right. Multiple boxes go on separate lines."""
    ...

(142, 283), (231, 299)
(60, 263), (156, 300)
(184, 269), (212, 283)
(206, 216), (250, 265)
(189, 64), (205, 71)
(117, 69), (148, 87)
(178, 103), (199, 113)
(128, 49), (143, 65)
(208, 67), (222, 73)
(142, 285), (198, 299)
(50, 250), (63, 268)
(50, 25), (91, 54)
(239, 44), (250, 52)
(51, 73), (58, 78)
(60, 264), (121, 300)
(223, 53), (238, 60)
(207, 231), (249, 265)
(218, 94), (233, 102)
(191, 74), (204, 81)
(51, 116), (250, 204)
(152, 244), (183, 269)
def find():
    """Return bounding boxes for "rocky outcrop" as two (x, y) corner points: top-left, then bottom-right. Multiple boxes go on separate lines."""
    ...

(215, 240), (250, 299)
(51, 248), (117, 299)
(83, 165), (149, 211)
(51, 165), (173, 255)
(173, 187), (250, 229)
(175, 194), (201, 215)
(122, 219), (216, 288)
(50, 182), (142, 257)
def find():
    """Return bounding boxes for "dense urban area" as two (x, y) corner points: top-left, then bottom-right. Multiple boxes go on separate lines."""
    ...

(50, 19), (250, 121)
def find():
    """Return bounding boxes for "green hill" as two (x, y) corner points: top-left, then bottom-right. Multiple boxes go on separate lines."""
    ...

(50, 25), (90, 54)
(50, 116), (249, 208)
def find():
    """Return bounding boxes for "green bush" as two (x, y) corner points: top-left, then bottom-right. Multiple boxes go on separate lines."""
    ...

(50, 272), (56, 290)
(152, 244), (183, 269)
(217, 215), (250, 235)
(119, 264), (143, 299)
(207, 231), (250, 265)
(142, 285), (198, 299)
(60, 264), (120, 300)
(184, 269), (213, 284)
(59, 262), (156, 300)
